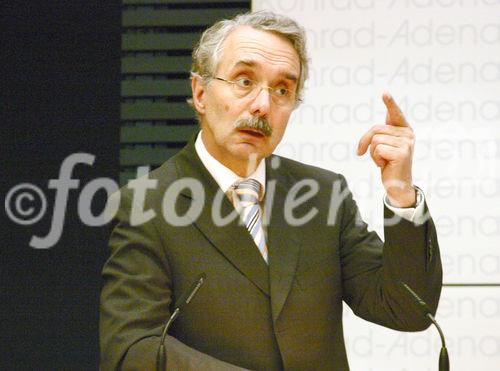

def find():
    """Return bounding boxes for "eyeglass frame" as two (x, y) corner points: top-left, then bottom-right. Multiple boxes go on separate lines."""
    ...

(211, 76), (302, 107)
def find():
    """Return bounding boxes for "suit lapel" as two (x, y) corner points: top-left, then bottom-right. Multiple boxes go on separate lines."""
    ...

(266, 158), (301, 323)
(173, 140), (270, 296)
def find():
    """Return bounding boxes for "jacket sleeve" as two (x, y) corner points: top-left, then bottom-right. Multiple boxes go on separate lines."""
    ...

(99, 189), (248, 371)
(338, 175), (442, 331)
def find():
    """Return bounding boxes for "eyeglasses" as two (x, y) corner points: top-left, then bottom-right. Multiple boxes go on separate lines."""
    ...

(212, 77), (300, 107)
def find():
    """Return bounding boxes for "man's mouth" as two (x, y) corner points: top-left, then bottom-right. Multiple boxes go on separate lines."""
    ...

(238, 128), (265, 138)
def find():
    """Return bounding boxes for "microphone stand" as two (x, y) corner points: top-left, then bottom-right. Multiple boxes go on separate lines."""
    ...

(156, 273), (206, 371)
(401, 282), (449, 371)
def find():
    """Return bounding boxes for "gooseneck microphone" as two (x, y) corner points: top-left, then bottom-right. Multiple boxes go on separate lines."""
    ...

(156, 273), (206, 371)
(401, 282), (449, 371)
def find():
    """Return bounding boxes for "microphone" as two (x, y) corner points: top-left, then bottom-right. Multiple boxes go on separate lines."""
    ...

(401, 282), (449, 371)
(156, 273), (206, 371)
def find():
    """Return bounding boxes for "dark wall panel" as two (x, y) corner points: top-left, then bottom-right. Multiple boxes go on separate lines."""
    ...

(2, 2), (121, 369)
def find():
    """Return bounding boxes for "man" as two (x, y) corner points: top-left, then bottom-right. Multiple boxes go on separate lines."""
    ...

(100, 11), (442, 370)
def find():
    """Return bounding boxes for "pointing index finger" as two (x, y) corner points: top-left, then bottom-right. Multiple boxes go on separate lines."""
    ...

(383, 92), (409, 127)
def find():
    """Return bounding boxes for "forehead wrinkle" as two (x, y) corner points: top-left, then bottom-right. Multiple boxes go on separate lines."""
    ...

(227, 43), (300, 81)
(234, 41), (297, 65)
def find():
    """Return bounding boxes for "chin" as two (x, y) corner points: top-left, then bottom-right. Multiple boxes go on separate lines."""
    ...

(231, 147), (265, 163)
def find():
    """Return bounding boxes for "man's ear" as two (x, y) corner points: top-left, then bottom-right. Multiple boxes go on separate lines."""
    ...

(191, 74), (206, 114)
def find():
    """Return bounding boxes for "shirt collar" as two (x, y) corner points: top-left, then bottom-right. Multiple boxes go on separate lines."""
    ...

(194, 131), (266, 199)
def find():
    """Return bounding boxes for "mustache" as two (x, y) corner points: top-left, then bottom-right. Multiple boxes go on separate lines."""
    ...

(234, 116), (273, 137)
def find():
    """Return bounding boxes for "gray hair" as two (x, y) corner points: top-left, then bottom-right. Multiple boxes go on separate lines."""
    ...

(190, 10), (309, 104)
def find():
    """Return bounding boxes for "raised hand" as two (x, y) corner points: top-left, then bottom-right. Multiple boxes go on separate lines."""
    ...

(357, 92), (416, 207)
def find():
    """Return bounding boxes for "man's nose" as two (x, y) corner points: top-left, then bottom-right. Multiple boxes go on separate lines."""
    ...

(248, 86), (271, 118)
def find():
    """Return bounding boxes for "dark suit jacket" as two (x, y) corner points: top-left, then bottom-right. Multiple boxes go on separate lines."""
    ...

(100, 139), (442, 370)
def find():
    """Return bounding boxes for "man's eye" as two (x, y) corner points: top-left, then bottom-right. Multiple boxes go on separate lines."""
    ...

(275, 87), (289, 96)
(235, 78), (253, 88)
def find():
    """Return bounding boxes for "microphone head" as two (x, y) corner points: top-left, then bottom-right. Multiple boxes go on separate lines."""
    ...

(174, 273), (206, 311)
(400, 281), (433, 315)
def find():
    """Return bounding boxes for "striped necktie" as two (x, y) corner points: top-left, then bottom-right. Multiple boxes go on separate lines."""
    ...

(233, 179), (268, 263)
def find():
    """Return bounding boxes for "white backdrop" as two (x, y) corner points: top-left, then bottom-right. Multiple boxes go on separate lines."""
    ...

(253, 1), (500, 370)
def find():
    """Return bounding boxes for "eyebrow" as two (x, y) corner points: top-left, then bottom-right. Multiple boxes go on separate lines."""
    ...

(232, 59), (298, 82)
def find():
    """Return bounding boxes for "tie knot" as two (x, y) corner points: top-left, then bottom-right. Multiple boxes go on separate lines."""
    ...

(234, 178), (261, 204)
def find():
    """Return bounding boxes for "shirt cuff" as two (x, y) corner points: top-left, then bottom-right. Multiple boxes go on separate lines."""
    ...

(383, 186), (426, 224)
